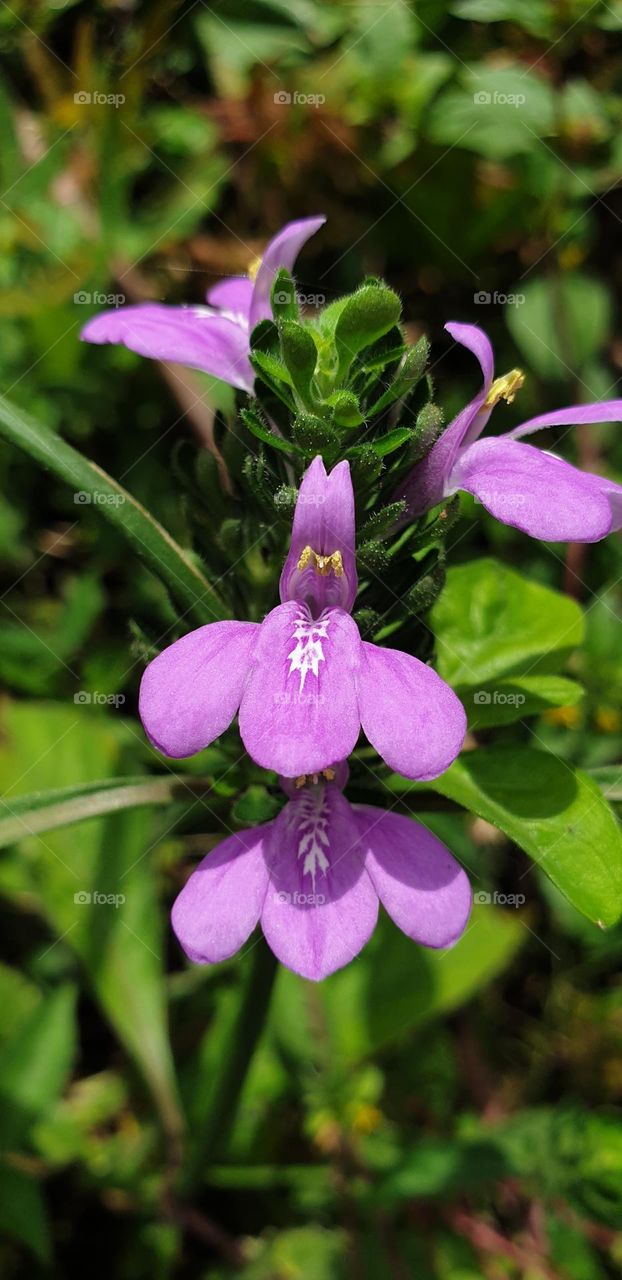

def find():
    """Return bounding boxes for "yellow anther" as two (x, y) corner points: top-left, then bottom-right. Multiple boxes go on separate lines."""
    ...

(484, 368), (525, 408)
(247, 254), (262, 282)
(297, 546), (344, 577)
(294, 768), (336, 791)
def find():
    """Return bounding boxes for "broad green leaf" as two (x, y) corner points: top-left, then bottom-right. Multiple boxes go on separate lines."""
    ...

(272, 905), (524, 1066)
(0, 1163), (51, 1262)
(463, 674), (583, 728)
(431, 558), (584, 686)
(0, 701), (183, 1144)
(0, 775), (213, 848)
(428, 65), (555, 159)
(426, 747), (622, 926)
(506, 275), (611, 380)
(0, 393), (226, 627)
(0, 985), (76, 1151)
(334, 285), (401, 380)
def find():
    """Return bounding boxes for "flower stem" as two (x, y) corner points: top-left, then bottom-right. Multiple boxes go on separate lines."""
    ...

(184, 939), (278, 1185)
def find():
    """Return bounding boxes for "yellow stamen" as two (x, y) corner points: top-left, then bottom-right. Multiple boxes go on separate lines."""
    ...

(484, 368), (525, 408)
(247, 254), (262, 282)
(297, 546), (344, 577)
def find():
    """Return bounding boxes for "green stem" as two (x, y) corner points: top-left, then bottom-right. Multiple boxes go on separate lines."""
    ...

(185, 940), (278, 1184)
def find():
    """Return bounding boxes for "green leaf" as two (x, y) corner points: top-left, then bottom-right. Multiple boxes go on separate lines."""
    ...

(240, 407), (302, 457)
(270, 267), (299, 321)
(0, 1163), (51, 1262)
(506, 275), (611, 379)
(368, 426), (413, 457)
(279, 320), (318, 404)
(431, 558), (584, 686)
(0, 701), (183, 1146)
(0, 985), (76, 1151)
(334, 285), (401, 381)
(272, 904), (524, 1065)
(426, 747), (622, 927)
(0, 775), (214, 848)
(0, 393), (226, 627)
(463, 674), (583, 727)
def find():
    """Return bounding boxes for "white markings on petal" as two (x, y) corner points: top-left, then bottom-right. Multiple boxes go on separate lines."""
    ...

(287, 786), (330, 888)
(287, 613), (330, 693)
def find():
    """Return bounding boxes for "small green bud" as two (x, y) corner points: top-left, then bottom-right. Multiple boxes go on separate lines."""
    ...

(325, 390), (364, 427)
(347, 443), (383, 486)
(273, 485), (299, 518)
(409, 402), (444, 463)
(405, 557), (446, 615)
(357, 540), (390, 576)
(292, 413), (339, 453)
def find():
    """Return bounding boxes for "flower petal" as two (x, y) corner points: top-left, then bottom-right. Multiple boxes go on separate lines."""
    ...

(454, 437), (618, 542)
(261, 787), (378, 980)
(249, 215), (326, 329)
(397, 322), (494, 517)
(172, 827), (269, 963)
(139, 620), (259, 758)
(280, 456), (357, 613)
(205, 275), (253, 323)
(239, 602), (361, 777)
(508, 398), (622, 441)
(81, 304), (254, 391)
(357, 642), (466, 780)
(356, 806), (471, 948)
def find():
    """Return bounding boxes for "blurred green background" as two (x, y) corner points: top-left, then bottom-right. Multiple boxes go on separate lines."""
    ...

(1, 1), (622, 1276)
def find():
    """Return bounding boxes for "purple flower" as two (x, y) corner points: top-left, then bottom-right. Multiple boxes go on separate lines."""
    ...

(172, 765), (471, 981)
(80, 216), (326, 392)
(139, 455), (466, 779)
(399, 322), (622, 542)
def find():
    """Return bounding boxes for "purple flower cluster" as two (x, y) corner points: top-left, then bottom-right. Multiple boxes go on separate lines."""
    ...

(82, 217), (622, 980)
